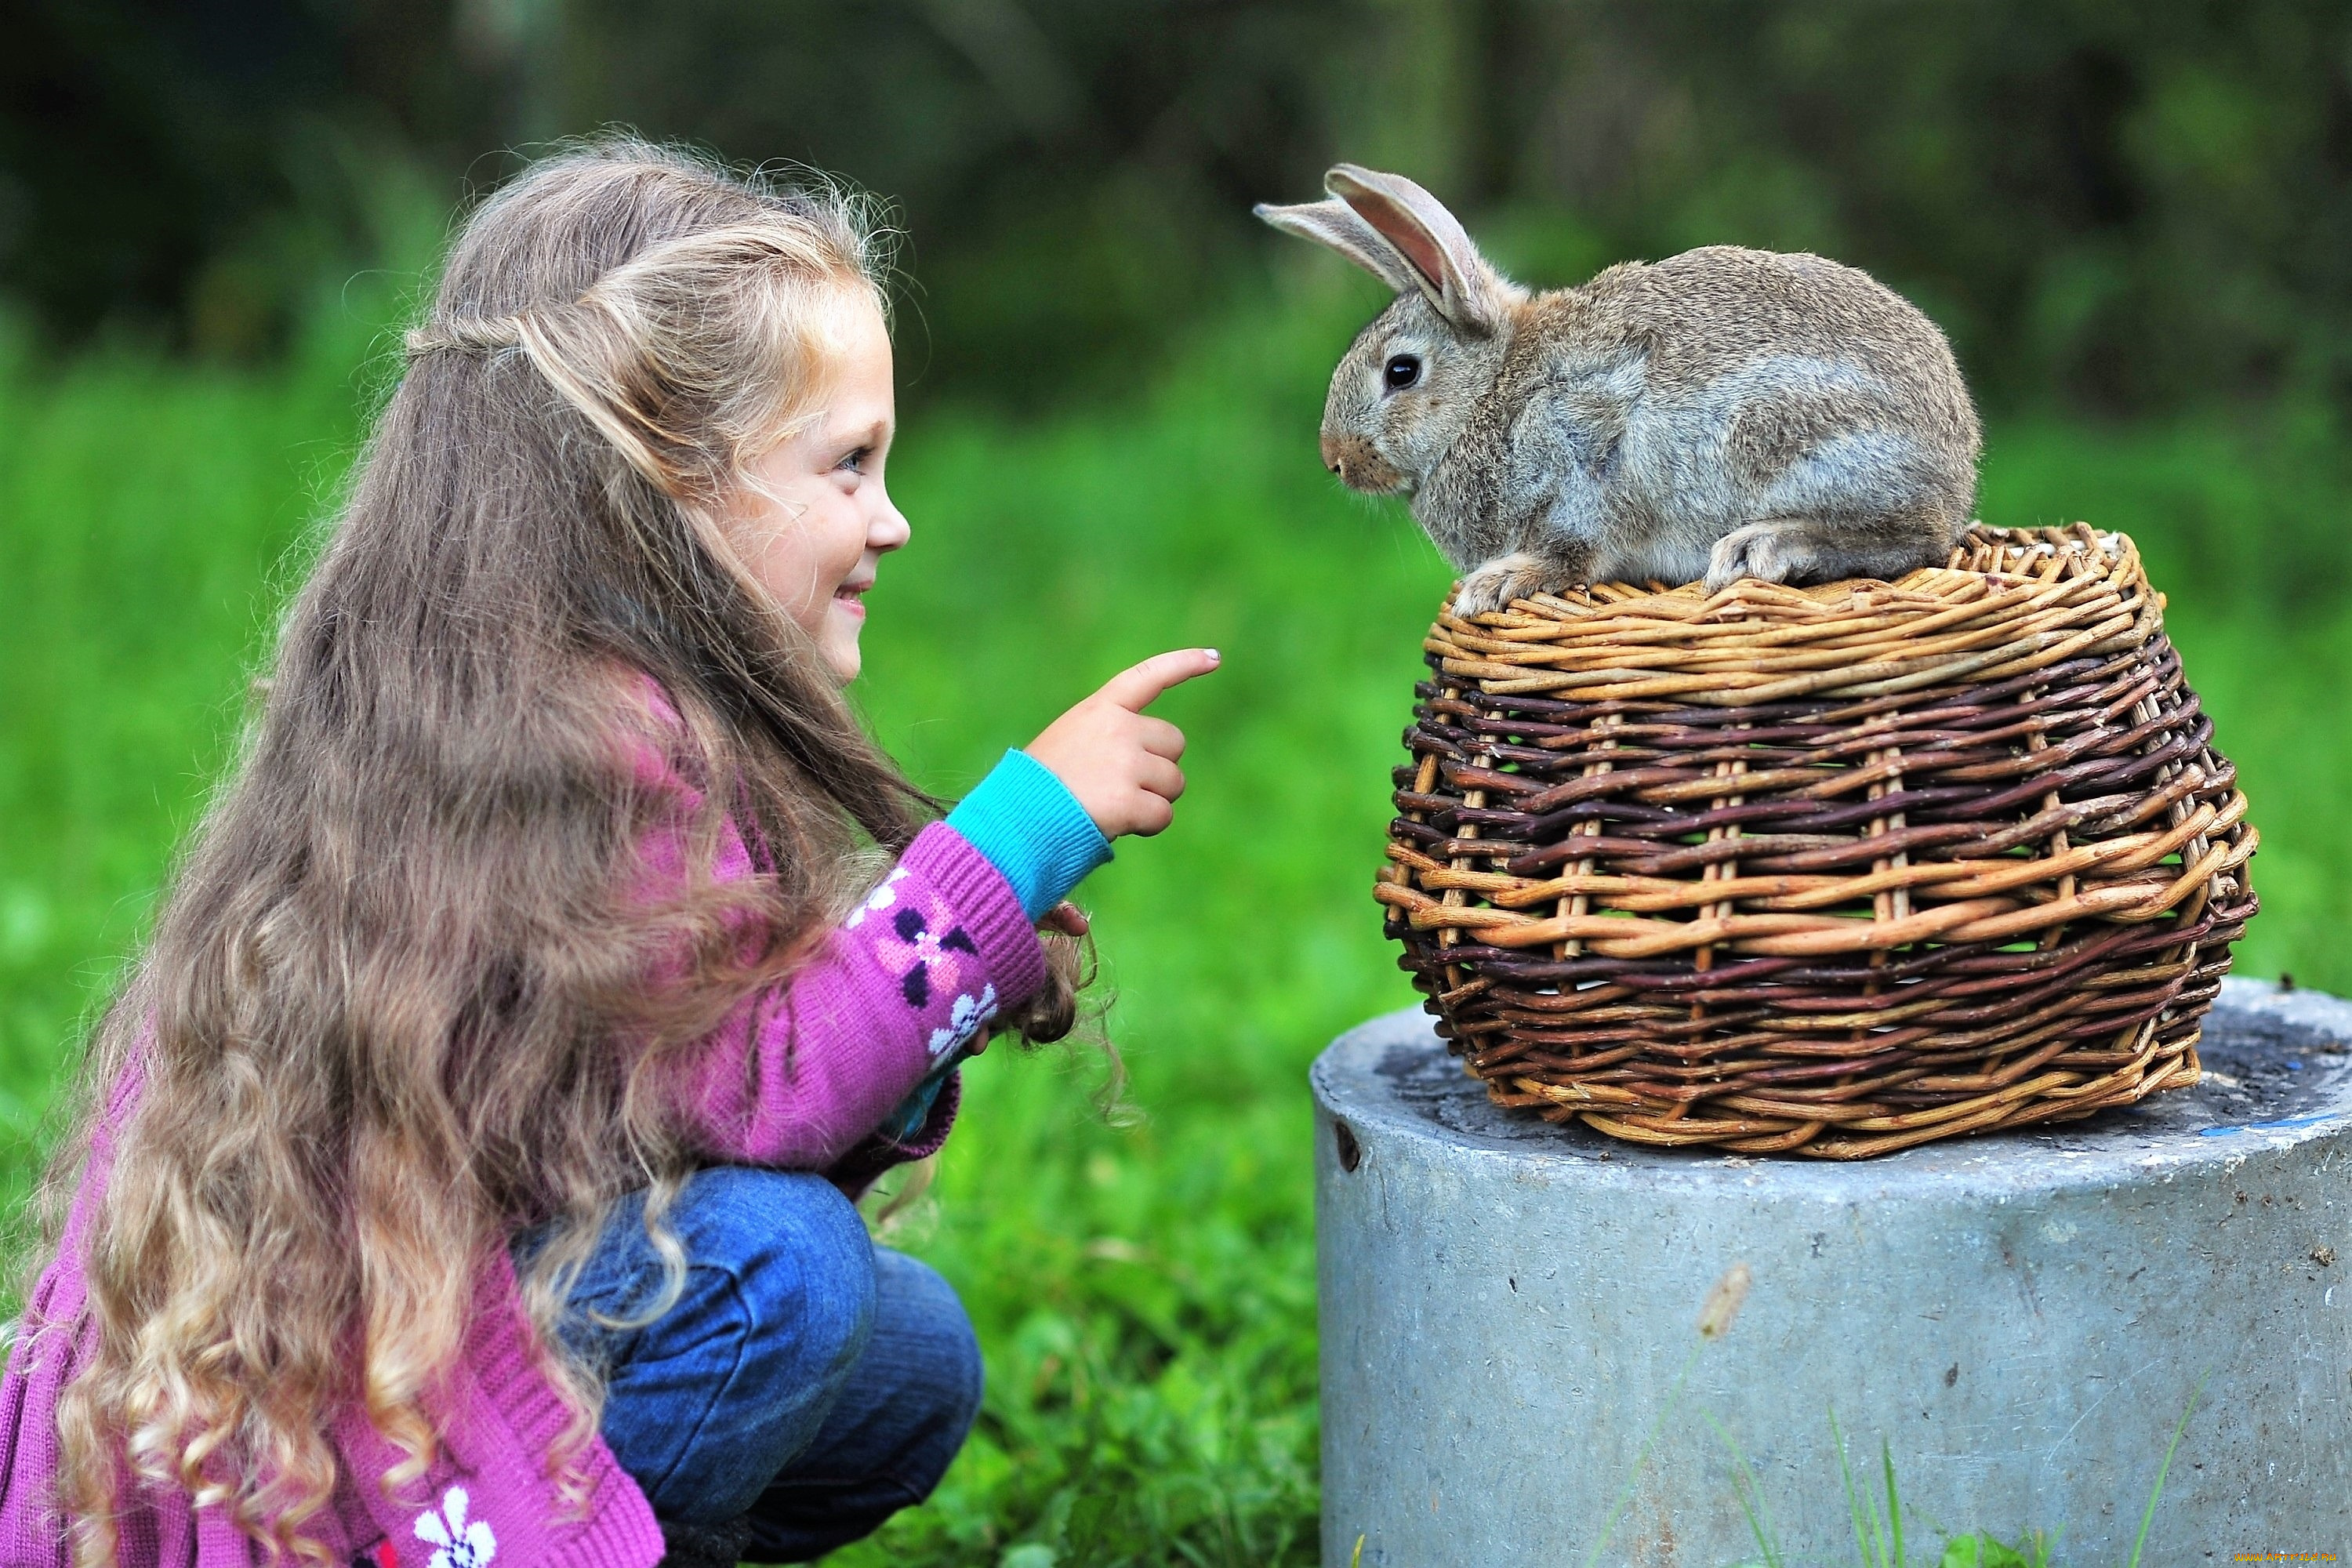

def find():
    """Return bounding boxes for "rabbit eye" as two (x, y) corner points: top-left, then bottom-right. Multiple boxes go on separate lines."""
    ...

(1383, 354), (1422, 391)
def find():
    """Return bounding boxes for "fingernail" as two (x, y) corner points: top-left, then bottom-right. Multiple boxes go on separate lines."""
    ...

(1204, 648), (1221, 664)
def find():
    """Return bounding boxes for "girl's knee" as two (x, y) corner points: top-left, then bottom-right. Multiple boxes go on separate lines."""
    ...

(873, 1250), (983, 1470)
(588, 1171), (879, 1521)
(671, 1167), (876, 1374)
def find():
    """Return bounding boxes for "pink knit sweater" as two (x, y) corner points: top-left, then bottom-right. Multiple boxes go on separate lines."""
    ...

(0, 782), (1045, 1565)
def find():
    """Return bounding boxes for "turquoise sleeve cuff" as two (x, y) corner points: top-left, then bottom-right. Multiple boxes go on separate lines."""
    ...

(945, 749), (1114, 923)
(876, 1065), (955, 1146)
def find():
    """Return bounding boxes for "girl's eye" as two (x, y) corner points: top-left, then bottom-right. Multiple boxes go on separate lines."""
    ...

(837, 448), (869, 474)
(1384, 354), (1422, 391)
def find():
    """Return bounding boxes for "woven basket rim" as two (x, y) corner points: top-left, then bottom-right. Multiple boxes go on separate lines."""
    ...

(1428, 523), (2154, 708)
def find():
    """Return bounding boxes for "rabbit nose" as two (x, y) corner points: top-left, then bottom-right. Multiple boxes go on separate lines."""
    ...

(1318, 433), (1345, 475)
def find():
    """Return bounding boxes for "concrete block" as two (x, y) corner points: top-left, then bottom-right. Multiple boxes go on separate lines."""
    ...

(1313, 978), (2352, 1566)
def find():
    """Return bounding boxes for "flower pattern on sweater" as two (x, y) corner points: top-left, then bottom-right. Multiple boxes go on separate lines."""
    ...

(413, 1487), (495, 1568)
(880, 903), (978, 1010)
(842, 867), (907, 931)
(928, 983), (999, 1062)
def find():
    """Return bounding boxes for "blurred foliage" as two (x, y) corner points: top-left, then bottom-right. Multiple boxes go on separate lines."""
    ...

(9, 1), (2352, 412)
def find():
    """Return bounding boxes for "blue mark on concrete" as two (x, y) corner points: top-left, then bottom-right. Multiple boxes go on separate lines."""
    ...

(2200, 1111), (2341, 1136)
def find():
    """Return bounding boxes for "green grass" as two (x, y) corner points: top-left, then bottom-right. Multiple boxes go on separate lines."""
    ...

(2, 271), (2347, 1564)
(1700, 1385), (2200, 1568)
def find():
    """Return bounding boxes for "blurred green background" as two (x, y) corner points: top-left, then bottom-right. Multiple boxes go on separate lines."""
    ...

(5, 4), (2350, 1564)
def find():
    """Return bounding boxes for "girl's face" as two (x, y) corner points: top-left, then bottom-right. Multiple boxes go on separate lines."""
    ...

(728, 295), (909, 683)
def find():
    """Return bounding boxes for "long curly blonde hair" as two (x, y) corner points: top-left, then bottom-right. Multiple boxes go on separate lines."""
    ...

(43, 136), (1079, 1565)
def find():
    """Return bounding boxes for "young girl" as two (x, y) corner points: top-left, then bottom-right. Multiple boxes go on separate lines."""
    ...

(0, 139), (1214, 1567)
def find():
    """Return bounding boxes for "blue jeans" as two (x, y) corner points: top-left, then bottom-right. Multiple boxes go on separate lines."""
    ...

(516, 1167), (983, 1562)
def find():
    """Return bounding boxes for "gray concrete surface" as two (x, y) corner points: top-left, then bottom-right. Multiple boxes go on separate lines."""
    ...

(1313, 978), (2352, 1566)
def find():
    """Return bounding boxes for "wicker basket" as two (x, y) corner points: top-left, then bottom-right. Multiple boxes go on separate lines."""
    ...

(1378, 524), (2259, 1159)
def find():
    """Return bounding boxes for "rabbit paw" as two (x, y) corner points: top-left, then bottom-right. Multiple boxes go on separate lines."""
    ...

(1454, 553), (1579, 618)
(1705, 522), (1817, 593)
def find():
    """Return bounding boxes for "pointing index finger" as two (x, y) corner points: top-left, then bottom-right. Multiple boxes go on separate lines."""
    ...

(1098, 648), (1221, 713)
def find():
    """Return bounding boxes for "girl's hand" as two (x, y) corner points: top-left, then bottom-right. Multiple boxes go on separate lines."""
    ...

(1025, 648), (1220, 840)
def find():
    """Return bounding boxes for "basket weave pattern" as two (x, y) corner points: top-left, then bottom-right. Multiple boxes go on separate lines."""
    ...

(1378, 525), (2258, 1158)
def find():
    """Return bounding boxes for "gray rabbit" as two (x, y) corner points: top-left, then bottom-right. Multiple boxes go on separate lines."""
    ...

(1257, 165), (1982, 615)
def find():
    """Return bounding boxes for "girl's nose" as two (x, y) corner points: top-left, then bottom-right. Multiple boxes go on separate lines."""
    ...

(872, 493), (912, 552)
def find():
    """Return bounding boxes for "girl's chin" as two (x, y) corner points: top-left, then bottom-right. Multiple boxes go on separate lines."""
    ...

(821, 618), (864, 682)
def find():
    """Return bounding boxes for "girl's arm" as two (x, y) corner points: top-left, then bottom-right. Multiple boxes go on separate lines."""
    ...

(650, 648), (1214, 1173)
(848, 647), (1220, 1153)
(664, 814), (1049, 1171)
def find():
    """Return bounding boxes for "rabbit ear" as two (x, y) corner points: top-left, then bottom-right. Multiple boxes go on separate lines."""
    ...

(1254, 198), (1419, 295)
(1324, 165), (1503, 335)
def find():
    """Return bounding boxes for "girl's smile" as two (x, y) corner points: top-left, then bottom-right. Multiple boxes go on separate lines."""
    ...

(728, 294), (908, 681)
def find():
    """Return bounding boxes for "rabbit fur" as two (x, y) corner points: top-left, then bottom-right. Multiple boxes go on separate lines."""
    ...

(1256, 165), (1982, 615)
